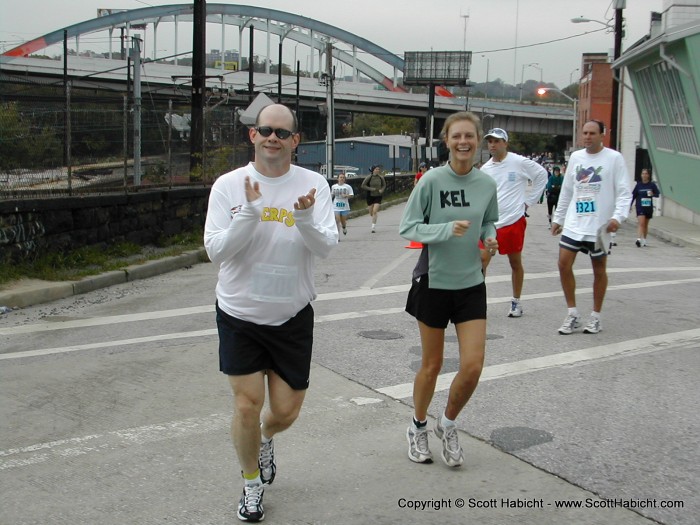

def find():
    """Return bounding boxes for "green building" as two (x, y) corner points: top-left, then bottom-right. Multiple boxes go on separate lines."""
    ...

(615, 3), (700, 225)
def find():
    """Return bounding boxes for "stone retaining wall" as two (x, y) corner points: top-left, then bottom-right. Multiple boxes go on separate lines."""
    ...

(0, 188), (209, 264)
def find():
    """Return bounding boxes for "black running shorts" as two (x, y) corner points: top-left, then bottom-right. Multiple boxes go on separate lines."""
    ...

(366, 195), (383, 206)
(216, 303), (314, 390)
(405, 275), (487, 329)
(559, 235), (607, 259)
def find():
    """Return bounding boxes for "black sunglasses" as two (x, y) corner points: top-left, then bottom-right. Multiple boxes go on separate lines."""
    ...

(255, 126), (296, 139)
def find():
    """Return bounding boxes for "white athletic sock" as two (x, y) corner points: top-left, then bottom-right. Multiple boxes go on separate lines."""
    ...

(568, 307), (579, 318)
(440, 412), (456, 429)
(590, 311), (601, 320)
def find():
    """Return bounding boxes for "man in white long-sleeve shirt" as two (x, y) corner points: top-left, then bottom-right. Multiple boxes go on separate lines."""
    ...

(480, 128), (548, 318)
(551, 120), (631, 336)
(204, 103), (337, 522)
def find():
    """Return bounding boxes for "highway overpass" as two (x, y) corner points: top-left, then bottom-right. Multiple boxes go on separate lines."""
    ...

(1, 54), (575, 137)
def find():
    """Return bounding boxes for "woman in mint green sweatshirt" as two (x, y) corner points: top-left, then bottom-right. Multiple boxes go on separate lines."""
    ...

(399, 111), (499, 468)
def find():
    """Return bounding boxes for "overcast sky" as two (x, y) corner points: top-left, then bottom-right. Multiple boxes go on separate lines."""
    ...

(1, 0), (665, 88)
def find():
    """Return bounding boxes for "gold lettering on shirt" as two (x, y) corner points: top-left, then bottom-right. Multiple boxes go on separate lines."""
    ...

(261, 207), (296, 227)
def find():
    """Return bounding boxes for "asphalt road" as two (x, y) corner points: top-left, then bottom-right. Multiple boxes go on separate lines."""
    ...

(1, 201), (698, 524)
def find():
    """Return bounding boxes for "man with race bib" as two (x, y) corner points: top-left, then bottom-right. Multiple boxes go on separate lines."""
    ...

(551, 120), (631, 336)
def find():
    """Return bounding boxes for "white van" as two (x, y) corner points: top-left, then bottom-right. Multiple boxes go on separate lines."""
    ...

(320, 165), (360, 179)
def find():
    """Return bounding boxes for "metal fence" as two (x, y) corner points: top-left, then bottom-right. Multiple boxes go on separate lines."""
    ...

(1, 80), (252, 199)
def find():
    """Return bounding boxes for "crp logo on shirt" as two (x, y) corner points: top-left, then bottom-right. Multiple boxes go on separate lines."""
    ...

(261, 207), (295, 227)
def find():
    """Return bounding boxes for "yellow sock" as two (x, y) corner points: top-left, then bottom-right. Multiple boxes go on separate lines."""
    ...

(243, 469), (260, 481)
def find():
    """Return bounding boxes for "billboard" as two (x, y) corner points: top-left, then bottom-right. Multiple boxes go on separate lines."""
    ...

(403, 51), (472, 86)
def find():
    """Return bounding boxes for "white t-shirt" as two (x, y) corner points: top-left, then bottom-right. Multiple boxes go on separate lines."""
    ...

(553, 147), (632, 241)
(331, 183), (354, 213)
(481, 152), (548, 228)
(204, 163), (338, 325)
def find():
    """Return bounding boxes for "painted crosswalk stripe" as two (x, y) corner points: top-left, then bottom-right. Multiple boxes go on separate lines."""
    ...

(377, 328), (700, 399)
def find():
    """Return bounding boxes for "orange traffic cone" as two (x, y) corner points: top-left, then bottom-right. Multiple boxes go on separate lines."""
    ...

(405, 240), (423, 249)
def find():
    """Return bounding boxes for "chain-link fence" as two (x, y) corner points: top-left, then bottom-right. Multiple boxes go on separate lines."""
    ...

(1, 79), (252, 199)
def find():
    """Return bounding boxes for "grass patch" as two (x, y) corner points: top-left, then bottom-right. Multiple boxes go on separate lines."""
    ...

(0, 230), (204, 287)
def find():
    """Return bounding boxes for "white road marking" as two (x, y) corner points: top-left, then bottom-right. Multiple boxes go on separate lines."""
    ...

(1, 267), (698, 336)
(0, 329), (218, 360)
(0, 414), (229, 471)
(2, 277), (700, 361)
(377, 328), (700, 399)
(359, 250), (415, 289)
(5, 329), (698, 473)
(350, 397), (384, 406)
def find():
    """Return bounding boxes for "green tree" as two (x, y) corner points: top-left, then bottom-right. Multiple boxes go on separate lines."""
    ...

(343, 113), (417, 137)
(0, 102), (61, 171)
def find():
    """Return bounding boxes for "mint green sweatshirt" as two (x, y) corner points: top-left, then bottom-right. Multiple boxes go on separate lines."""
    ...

(399, 163), (498, 290)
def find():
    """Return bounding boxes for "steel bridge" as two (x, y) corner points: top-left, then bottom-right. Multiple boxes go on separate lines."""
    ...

(1, 3), (574, 136)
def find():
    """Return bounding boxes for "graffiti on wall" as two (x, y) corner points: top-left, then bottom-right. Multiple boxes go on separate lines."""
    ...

(0, 217), (46, 258)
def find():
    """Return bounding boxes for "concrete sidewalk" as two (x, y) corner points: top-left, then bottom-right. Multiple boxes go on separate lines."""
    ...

(641, 214), (700, 252)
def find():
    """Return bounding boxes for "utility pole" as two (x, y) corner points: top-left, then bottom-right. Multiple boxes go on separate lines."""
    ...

(323, 42), (335, 180)
(63, 30), (72, 193)
(132, 35), (142, 186)
(189, 0), (206, 175)
(277, 42), (282, 103)
(610, 0), (625, 151)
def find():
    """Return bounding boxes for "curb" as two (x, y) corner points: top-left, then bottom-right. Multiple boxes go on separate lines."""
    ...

(0, 249), (210, 310)
(648, 224), (700, 252)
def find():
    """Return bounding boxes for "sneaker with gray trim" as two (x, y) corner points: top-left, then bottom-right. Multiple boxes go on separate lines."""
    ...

(558, 314), (581, 335)
(434, 420), (464, 467)
(508, 301), (523, 318)
(583, 316), (602, 334)
(258, 438), (275, 486)
(237, 483), (264, 522)
(406, 425), (433, 464)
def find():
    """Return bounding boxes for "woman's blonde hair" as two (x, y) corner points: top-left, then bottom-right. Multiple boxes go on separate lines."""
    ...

(441, 111), (483, 141)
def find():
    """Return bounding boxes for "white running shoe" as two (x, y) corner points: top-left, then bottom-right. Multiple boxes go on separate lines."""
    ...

(258, 438), (275, 485)
(558, 314), (581, 335)
(583, 316), (602, 334)
(434, 420), (464, 467)
(508, 301), (523, 318)
(237, 483), (265, 522)
(406, 425), (433, 464)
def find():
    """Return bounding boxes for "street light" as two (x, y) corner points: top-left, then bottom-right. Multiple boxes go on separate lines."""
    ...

(531, 64), (543, 83)
(569, 67), (579, 87)
(480, 114), (496, 164)
(461, 13), (470, 51)
(571, 3), (624, 150)
(520, 62), (539, 102)
(571, 16), (613, 30)
(481, 54), (490, 100)
(537, 87), (578, 154)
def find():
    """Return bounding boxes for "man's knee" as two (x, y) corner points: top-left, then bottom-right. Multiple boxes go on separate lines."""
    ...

(591, 259), (608, 278)
(508, 252), (523, 271)
(234, 393), (264, 422)
(558, 250), (575, 273)
(269, 398), (303, 427)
